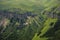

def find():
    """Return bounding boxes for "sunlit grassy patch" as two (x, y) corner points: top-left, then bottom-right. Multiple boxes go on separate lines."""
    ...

(32, 33), (48, 40)
(40, 18), (57, 36)
(32, 18), (57, 40)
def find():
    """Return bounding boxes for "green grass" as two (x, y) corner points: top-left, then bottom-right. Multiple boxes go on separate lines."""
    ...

(32, 33), (48, 40)
(0, 0), (60, 40)
(32, 18), (57, 40)
(39, 18), (57, 36)
(0, 0), (59, 12)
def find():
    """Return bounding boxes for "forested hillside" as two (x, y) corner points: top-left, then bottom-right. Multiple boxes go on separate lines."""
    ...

(0, 0), (60, 40)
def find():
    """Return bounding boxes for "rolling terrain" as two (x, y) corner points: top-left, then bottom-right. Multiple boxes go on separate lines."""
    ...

(0, 0), (60, 40)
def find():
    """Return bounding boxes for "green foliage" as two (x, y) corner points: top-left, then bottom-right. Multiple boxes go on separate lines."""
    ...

(0, 0), (60, 40)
